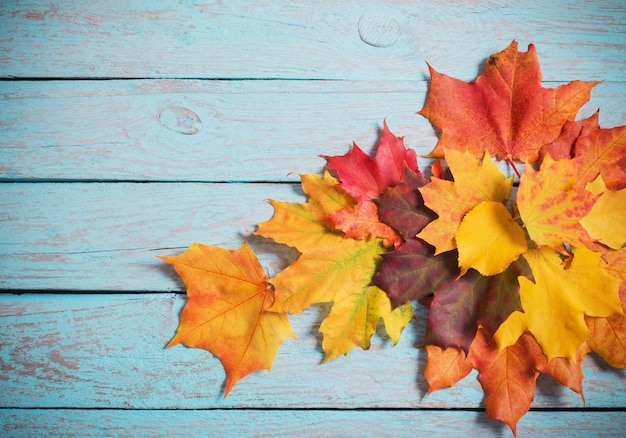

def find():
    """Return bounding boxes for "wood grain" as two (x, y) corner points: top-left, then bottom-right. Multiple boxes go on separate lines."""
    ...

(1, 0), (625, 435)
(0, 182), (304, 291)
(1, 293), (624, 411)
(1, 1), (625, 81)
(2, 408), (626, 437)
(1, 80), (625, 182)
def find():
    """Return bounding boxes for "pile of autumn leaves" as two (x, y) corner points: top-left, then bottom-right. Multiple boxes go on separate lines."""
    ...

(161, 42), (626, 435)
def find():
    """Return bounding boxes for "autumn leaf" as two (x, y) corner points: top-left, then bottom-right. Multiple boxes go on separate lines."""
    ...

(539, 111), (600, 162)
(324, 200), (402, 248)
(256, 172), (412, 360)
(516, 155), (597, 252)
(419, 40), (598, 163)
(424, 345), (472, 393)
(455, 201), (527, 276)
(319, 285), (413, 361)
(322, 123), (423, 248)
(268, 236), (385, 313)
(160, 242), (295, 397)
(418, 149), (513, 254)
(424, 259), (527, 352)
(586, 249), (626, 367)
(587, 312), (626, 368)
(468, 328), (544, 437)
(255, 172), (354, 252)
(574, 123), (626, 190)
(373, 239), (458, 308)
(324, 120), (420, 202)
(494, 246), (623, 360)
(375, 165), (434, 241)
(537, 343), (590, 401)
(580, 180), (626, 250)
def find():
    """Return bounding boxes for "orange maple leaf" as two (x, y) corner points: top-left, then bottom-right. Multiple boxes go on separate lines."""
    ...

(516, 155), (598, 252)
(423, 345), (472, 393)
(419, 41), (598, 163)
(574, 123), (626, 190)
(537, 342), (590, 402)
(540, 111), (600, 162)
(468, 328), (544, 437)
(160, 242), (295, 397)
(324, 200), (402, 248)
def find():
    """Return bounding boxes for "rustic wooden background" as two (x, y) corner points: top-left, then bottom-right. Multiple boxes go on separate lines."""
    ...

(1, 1), (625, 436)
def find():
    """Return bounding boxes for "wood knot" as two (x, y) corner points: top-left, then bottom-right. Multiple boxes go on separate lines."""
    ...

(159, 105), (202, 135)
(358, 13), (401, 48)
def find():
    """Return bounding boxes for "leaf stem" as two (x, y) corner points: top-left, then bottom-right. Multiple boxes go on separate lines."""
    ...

(507, 156), (521, 179)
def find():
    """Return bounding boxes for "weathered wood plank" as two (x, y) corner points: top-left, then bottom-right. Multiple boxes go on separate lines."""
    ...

(2, 408), (626, 437)
(0, 182), (304, 291)
(1, 293), (624, 411)
(1, 1), (625, 81)
(1, 80), (624, 182)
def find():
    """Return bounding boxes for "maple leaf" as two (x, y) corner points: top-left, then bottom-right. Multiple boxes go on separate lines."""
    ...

(423, 345), (472, 393)
(468, 328), (543, 437)
(256, 172), (412, 360)
(373, 239), (458, 307)
(324, 120), (420, 202)
(255, 171), (354, 252)
(580, 179), (626, 250)
(319, 285), (414, 361)
(160, 242), (295, 397)
(537, 342), (590, 401)
(324, 200), (402, 248)
(424, 259), (528, 352)
(574, 123), (626, 190)
(375, 165), (434, 241)
(516, 155), (597, 252)
(540, 111), (600, 162)
(419, 40), (598, 163)
(418, 149), (513, 254)
(586, 249), (626, 367)
(494, 246), (623, 360)
(455, 201), (527, 276)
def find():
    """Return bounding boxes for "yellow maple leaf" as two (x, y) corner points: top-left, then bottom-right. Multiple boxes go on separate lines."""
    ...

(418, 149), (514, 254)
(256, 172), (412, 360)
(255, 171), (355, 252)
(161, 242), (295, 397)
(580, 180), (626, 250)
(586, 248), (626, 367)
(455, 201), (527, 276)
(319, 285), (413, 361)
(494, 246), (623, 360)
(517, 155), (598, 252)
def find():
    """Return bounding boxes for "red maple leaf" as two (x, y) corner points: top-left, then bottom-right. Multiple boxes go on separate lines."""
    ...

(419, 41), (598, 164)
(324, 120), (420, 201)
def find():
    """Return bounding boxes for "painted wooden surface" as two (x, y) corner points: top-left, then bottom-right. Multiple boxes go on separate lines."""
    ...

(1, 1), (625, 436)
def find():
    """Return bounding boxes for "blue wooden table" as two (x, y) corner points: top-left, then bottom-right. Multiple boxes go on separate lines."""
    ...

(1, 1), (625, 436)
